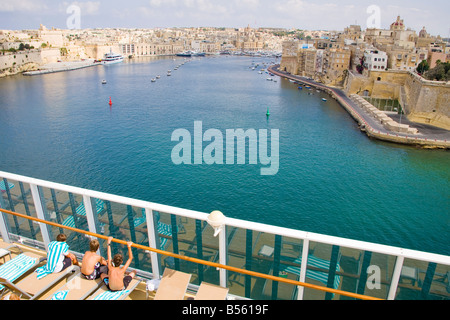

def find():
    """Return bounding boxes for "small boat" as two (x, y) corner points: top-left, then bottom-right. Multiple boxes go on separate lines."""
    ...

(298, 86), (302, 90)
(266, 78), (273, 81)
(151, 78), (156, 82)
(322, 98), (327, 102)
(156, 75), (161, 79)
(101, 80), (107, 84)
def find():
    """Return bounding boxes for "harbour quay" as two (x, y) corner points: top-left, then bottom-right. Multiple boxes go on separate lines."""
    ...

(269, 65), (450, 149)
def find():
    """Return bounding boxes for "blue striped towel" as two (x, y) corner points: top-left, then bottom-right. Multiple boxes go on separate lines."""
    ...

(62, 216), (76, 228)
(35, 241), (69, 279)
(51, 290), (69, 300)
(0, 254), (38, 290)
(94, 290), (131, 300)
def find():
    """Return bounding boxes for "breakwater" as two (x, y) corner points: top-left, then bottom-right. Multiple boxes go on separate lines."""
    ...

(268, 65), (450, 149)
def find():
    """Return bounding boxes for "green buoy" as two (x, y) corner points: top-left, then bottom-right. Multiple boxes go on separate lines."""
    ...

(266, 107), (270, 117)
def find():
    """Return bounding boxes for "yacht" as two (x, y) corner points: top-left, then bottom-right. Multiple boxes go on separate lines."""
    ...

(101, 49), (124, 65)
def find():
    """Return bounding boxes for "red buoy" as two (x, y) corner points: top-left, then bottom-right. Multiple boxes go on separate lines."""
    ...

(109, 97), (112, 106)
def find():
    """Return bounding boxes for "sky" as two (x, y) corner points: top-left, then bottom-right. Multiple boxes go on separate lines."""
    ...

(0, 0), (449, 37)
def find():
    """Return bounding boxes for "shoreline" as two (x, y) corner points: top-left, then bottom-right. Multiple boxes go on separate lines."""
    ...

(268, 65), (450, 150)
(23, 59), (101, 76)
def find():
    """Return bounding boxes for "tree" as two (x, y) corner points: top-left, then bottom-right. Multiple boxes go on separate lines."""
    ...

(416, 60), (429, 74)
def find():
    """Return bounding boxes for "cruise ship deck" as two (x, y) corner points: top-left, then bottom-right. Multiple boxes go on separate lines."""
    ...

(1, 171), (449, 301)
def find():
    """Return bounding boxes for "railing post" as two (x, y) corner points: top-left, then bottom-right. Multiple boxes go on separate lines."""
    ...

(145, 208), (160, 279)
(388, 255), (404, 300)
(83, 195), (98, 235)
(296, 239), (309, 300)
(29, 183), (51, 247)
(219, 224), (227, 288)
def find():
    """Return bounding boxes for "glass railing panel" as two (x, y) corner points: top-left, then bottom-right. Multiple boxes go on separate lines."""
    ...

(226, 226), (248, 298)
(158, 211), (206, 285)
(362, 252), (396, 300)
(100, 202), (147, 271)
(225, 229), (283, 299)
(394, 258), (450, 300)
(300, 241), (342, 300)
(40, 188), (90, 253)
(267, 235), (305, 300)
(0, 178), (43, 244)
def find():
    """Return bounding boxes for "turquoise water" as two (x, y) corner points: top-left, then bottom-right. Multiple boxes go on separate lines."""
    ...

(0, 56), (449, 255)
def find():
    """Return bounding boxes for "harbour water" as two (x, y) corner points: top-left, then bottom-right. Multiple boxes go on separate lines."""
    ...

(0, 56), (448, 256)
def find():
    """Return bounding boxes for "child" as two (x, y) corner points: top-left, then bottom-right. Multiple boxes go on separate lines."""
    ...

(81, 239), (108, 280)
(101, 237), (136, 291)
(36, 233), (79, 279)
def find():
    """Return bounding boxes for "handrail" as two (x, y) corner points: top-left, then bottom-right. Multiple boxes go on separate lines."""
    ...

(0, 208), (382, 300)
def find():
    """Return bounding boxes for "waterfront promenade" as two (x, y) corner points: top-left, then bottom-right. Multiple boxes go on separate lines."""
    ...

(269, 65), (450, 149)
(23, 59), (100, 76)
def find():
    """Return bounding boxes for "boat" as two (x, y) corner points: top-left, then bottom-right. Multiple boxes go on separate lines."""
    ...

(101, 49), (124, 65)
(322, 98), (327, 101)
(176, 51), (205, 57)
(176, 51), (192, 57)
(156, 75), (161, 79)
(101, 80), (107, 84)
(151, 78), (156, 82)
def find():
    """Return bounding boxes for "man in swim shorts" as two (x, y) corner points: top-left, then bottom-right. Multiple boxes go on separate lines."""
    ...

(81, 239), (108, 280)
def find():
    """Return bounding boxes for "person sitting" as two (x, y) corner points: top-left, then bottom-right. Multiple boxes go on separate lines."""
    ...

(36, 233), (79, 279)
(81, 239), (108, 280)
(101, 236), (136, 291)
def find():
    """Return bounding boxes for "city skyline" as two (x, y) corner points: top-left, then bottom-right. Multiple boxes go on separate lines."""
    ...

(0, 0), (449, 37)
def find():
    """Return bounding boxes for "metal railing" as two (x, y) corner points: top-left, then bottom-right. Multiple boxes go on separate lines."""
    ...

(1, 171), (449, 300)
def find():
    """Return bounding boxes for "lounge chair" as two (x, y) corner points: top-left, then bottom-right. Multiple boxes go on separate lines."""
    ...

(195, 282), (229, 300)
(1, 263), (76, 300)
(0, 180), (14, 192)
(0, 242), (22, 263)
(153, 268), (192, 300)
(76, 198), (105, 216)
(89, 278), (142, 300)
(61, 198), (106, 228)
(0, 252), (41, 297)
(49, 270), (104, 300)
(280, 254), (341, 289)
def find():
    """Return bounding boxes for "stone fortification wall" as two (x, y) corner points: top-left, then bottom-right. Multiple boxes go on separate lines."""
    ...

(345, 70), (450, 130)
(0, 48), (61, 77)
(0, 50), (42, 77)
(404, 73), (450, 129)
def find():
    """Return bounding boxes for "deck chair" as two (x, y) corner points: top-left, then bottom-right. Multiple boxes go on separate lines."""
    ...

(195, 282), (229, 300)
(0, 252), (41, 296)
(1, 263), (76, 300)
(0, 242), (22, 263)
(89, 278), (142, 300)
(154, 268), (192, 300)
(62, 198), (106, 227)
(0, 180), (14, 193)
(280, 254), (341, 290)
(49, 271), (105, 300)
